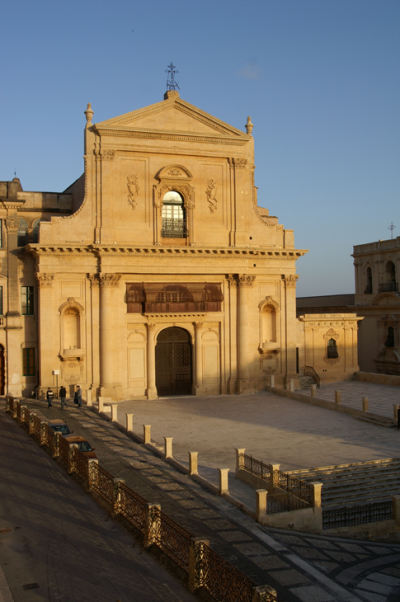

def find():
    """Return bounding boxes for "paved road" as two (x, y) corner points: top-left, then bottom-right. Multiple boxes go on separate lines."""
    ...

(7, 396), (400, 601)
(0, 406), (195, 602)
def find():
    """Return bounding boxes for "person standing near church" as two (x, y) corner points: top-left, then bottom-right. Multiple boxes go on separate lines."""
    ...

(46, 388), (54, 408)
(59, 385), (67, 409)
(74, 385), (82, 408)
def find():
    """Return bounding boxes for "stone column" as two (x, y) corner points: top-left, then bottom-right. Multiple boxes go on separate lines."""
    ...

(37, 272), (55, 395)
(146, 323), (157, 399)
(282, 275), (298, 385)
(226, 275), (238, 393)
(237, 274), (255, 393)
(99, 273), (121, 396)
(193, 321), (203, 394)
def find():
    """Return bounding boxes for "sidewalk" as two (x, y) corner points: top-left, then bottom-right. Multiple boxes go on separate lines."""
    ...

(11, 396), (400, 601)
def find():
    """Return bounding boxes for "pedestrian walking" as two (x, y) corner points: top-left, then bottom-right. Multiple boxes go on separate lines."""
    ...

(74, 385), (82, 408)
(46, 387), (54, 408)
(59, 385), (67, 409)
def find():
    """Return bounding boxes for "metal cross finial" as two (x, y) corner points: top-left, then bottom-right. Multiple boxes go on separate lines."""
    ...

(166, 62), (180, 91)
(388, 222), (396, 239)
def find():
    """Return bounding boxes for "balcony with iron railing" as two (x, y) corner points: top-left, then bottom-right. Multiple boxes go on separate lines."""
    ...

(378, 281), (398, 293)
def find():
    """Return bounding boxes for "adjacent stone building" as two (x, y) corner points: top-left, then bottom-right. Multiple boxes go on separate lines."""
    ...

(353, 238), (400, 374)
(1, 91), (360, 400)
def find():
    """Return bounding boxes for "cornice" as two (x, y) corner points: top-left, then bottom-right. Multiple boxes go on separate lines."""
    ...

(27, 243), (307, 259)
(94, 127), (247, 146)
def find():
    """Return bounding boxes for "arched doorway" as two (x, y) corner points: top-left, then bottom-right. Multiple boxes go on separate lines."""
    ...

(155, 327), (192, 396)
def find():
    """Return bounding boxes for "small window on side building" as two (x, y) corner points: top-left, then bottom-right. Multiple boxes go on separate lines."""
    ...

(327, 338), (339, 359)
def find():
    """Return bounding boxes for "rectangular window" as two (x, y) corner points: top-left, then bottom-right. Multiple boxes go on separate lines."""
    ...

(21, 286), (34, 315)
(0, 286), (3, 315)
(23, 348), (35, 376)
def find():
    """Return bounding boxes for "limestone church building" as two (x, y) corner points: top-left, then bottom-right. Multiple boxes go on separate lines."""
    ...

(0, 90), (360, 400)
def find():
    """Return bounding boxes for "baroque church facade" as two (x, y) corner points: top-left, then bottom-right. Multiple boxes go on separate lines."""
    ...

(0, 90), (360, 400)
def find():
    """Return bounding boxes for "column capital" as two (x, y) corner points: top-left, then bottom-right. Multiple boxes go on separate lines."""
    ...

(226, 273), (238, 286)
(36, 272), (54, 288)
(87, 273), (100, 286)
(282, 274), (298, 288)
(99, 273), (121, 287)
(5, 215), (19, 233)
(238, 274), (255, 287)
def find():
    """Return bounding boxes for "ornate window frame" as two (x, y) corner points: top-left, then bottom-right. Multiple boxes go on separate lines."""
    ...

(153, 165), (195, 245)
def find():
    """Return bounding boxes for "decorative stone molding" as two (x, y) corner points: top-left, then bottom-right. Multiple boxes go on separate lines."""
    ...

(87, 273), (100, 287)
(283, 274), (298, 287)
(36, 273), (54, 287)
(5, 215), (19, 232)
(238, 274), (255, 287)
(99, 273), (121, 287)
(206, 179), (218, 213)
(101, 150), (115, 161)
(226, 274), (238, 287)
(127, 174), (140, 210)
(233, 158), (247, 169)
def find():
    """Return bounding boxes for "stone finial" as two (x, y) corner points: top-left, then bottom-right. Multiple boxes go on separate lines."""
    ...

(245, 115), (254, 135)
(85, 102), (94, 125)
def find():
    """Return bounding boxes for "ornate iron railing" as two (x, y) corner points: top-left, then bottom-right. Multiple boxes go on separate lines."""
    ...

(74, 450), (89, 485)
(118, 482), (147, 534)
(159, 510), (192, 572)
(243, 454), (271, 480)
(92, 465), (114, 509)
(278, 471), (314, 506)
(58, 435), (70, 470)
(323, 501), (393, 530)
(201, 545), (255, 602)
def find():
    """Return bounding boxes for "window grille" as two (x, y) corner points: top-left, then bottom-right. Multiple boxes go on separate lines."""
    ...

(21, 286), (34, 315)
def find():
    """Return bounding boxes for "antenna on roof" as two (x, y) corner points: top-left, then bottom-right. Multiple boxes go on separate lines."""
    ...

(388, 222), (396, 239)
(165, 63), (180, 91)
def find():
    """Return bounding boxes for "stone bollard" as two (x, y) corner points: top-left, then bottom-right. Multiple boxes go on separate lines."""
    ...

(126, 412), (134, 432)
(252, 584), (278, 602)
(52, 432), (62, 458)
(113, 478), (125, 516)
(188, 538), (210, 592)
(362, 396), (368, 412)
(256, 489), (268, 522)
(164, 437), (173, 459)
(111, 404), (118, 422)
(335, 390), (341, 404)
(28, 412), (36, 435)
(143, 424), (151, 444)
(144, 503), (161, 548)
(269, 375), (275, 388)
(86, 388), (92, 407)
(235, 448), (246, 474)
(269, 463), (280, 489)
(98, 397), (104, 413)
(219, 468), (229, 495)
(68, 444), (78, 474)
(310, 384), (317, 397)
(87, 458), (99, 491)
(289, 378), (295, 392)
(40, 421), (48, 447)
(189, 451), (199, 476)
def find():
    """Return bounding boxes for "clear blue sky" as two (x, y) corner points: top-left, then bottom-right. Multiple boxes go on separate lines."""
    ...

(1, 0), (399, 296)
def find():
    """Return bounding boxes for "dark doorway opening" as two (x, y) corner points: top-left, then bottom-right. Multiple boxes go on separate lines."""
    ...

(155, 327), (192, 396)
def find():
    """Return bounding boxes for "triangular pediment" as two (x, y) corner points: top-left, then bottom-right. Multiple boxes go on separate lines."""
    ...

(94, 92), (248, 139)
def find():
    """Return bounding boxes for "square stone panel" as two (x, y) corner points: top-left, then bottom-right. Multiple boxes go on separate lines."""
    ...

(268, 569), (311, 587)
(203, 519), (236, 530)
(251, 555), (289, 570)
(290, 585), (337, 602)
(218, 530), (252, 543)
(233, 542), (269, 556)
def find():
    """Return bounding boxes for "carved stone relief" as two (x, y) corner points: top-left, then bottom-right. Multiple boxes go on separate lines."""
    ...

(206, 179), (218, 213)
(127, 174), (140, 210)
